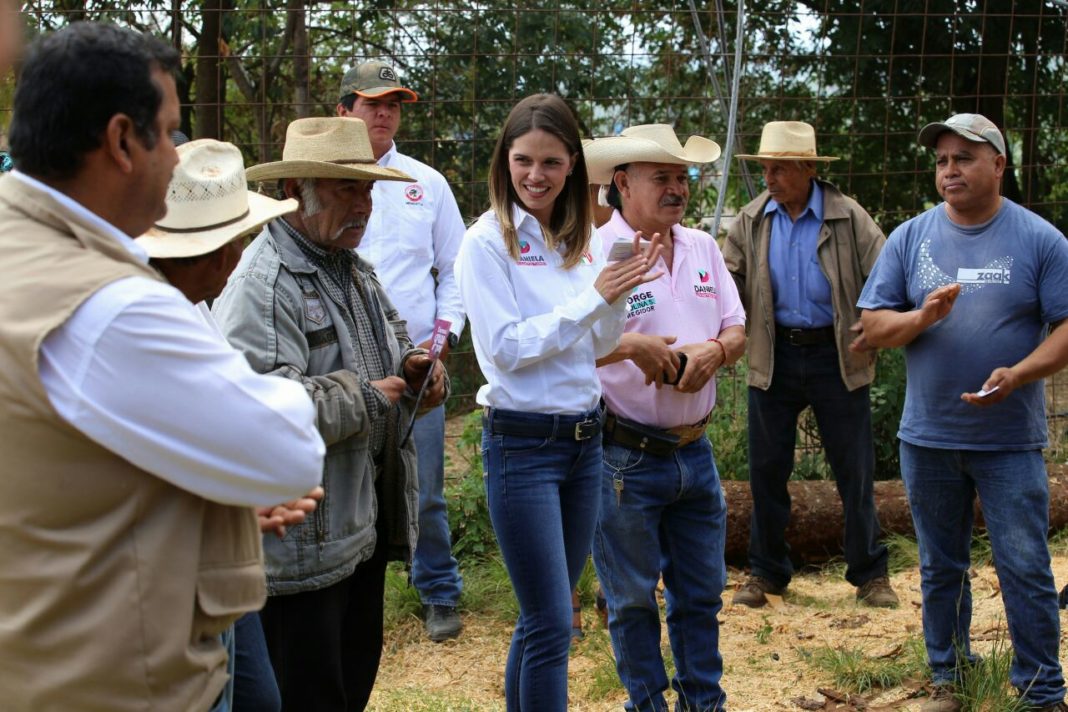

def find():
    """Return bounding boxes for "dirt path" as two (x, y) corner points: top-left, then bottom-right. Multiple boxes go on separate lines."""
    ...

(368, 558), (1068, 711)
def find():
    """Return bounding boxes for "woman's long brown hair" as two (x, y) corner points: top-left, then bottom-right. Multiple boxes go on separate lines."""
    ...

(487, 94), (592, 269)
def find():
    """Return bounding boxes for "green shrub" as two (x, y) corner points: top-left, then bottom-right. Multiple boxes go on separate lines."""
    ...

(446, 410), (497, 562)
(870, 347), (907, 480)
(707, 364), (750, 480)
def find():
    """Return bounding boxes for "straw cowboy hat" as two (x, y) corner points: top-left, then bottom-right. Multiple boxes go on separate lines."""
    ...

(584, 124), (722, 184)
(138, 139), (297, 259)
(245, 117), (414, 183)
(735, 121), (839, 162)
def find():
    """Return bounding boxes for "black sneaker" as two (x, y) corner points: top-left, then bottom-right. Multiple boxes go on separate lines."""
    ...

(424, 604), (462, 642)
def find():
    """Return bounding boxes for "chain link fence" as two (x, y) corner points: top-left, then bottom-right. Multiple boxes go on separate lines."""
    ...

(9, 1), (1068, 474)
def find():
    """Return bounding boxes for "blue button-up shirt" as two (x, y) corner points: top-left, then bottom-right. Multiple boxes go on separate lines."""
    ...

(766, 180), (834, 328)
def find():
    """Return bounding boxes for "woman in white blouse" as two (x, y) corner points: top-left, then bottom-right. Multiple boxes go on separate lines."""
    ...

(456, 93), (661, 712)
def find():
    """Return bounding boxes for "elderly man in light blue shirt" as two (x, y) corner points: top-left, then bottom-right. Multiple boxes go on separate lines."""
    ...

(723, 121), (896, 609)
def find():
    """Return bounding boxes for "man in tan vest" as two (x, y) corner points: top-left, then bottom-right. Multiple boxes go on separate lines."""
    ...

(0, 23), (325, 712)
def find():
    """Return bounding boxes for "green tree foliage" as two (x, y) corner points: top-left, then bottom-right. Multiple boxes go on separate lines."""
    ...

(13, 2), (1065, 481)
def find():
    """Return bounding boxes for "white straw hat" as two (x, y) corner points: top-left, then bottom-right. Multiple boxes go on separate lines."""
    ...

(138, 139), (297, 259)
(735, 121), (839, 162)
(245, 117), (414, 183)
(584, 124), (721, 184)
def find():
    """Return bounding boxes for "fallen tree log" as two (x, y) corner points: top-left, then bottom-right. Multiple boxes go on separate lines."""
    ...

(722, 465), (1068, 566)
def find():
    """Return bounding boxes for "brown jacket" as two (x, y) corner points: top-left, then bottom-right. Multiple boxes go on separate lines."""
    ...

(722, 180), (885, 392)
(0, 176), (264, 712)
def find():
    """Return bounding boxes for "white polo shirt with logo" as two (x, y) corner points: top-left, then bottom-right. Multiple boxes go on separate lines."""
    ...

(456, 207), (626, 414)
(356, 143), (466, 345)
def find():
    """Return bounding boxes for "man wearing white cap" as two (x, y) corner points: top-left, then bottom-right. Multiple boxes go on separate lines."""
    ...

(585, 124), (746, 712)
(336, 59), (467, 642)
(212, 116), (448, 711)
(0, 25), (324, 711)
(723, 120), (897, 609)
(859, 113), (1068, 712)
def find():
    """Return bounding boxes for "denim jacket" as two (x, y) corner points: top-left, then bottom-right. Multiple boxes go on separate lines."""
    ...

(213, 220), (427, 594)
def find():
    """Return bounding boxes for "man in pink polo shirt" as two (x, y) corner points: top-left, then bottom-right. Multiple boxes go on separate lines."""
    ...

(585, 125), (746, 712)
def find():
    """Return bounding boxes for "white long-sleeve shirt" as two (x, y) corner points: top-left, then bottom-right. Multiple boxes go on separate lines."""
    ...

(17, 171), (326, 508)
(456, 206), (625, 414)
(356, 143), (466, 344)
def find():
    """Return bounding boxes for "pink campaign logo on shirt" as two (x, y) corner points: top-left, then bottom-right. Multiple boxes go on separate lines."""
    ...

(694, 269), (718, 299)
(516, 240), (546, 266)
(404, 184), (424, 202)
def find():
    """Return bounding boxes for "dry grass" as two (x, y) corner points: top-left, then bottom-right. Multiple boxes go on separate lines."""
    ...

(369, 558), (1068, 711)
(369, 416), (1068, 710)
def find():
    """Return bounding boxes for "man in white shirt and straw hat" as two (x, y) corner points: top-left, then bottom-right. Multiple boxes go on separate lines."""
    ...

(584, 123), (746, 712)
(722, 120), (897, 609)
(212, 116), (448, 712)
(139, 137), (326, 712)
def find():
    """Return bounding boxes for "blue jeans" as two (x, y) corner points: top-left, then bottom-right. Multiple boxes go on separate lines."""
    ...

(232, 612), (280, 712)
(411, 405), (463, 606)
(593, 437), (727, 712)
(747, 340), (887, 588)
(900, 443), (1064, 705)
(209, 625), (237, 712)
(482, 408), (603, 712)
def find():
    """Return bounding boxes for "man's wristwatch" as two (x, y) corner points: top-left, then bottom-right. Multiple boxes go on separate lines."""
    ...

(447, 332), (460, 349)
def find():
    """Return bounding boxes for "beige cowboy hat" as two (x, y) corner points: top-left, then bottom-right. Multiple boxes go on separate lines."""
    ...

(735, 121), (839, 162)
(138, 139), (297, 259)
(584, 124), (722, 184)
(245, 117), (414, 183)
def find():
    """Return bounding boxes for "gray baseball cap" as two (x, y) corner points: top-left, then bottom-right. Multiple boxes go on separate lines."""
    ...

(338, 61), (418, 103)
(918, 113), (1006, 155)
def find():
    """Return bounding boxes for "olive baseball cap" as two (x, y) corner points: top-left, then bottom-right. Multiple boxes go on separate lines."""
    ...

(338, 61), (418, 103)
(918, 113), (1006, 155)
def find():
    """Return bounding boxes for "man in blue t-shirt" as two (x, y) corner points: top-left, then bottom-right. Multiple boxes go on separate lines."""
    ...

(858, 113), (1068, 712)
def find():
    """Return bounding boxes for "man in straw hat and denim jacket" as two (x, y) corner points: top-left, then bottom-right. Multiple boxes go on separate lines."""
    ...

(858, 113), (1068, 712)
(585, 124), (746, 712)
(0, 24), (324, 712)
(337, 60), (467, 642)
(212, 116), (449, 712)
(722, 121), (898, 609)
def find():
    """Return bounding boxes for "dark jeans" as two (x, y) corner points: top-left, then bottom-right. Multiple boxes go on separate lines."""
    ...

(746, 340), (887, 588)
(233, 612), (281, 712)
(259, 538), (388, 712)
(481, 407), (603, 712)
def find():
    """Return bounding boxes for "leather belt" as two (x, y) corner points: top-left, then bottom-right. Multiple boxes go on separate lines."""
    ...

(775, 325), (835, 346)
(482, 407), (601, 441)
(603, 413), (710, 457)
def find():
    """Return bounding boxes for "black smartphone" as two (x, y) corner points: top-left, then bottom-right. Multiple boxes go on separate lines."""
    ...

(663, 353), (688, 386)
